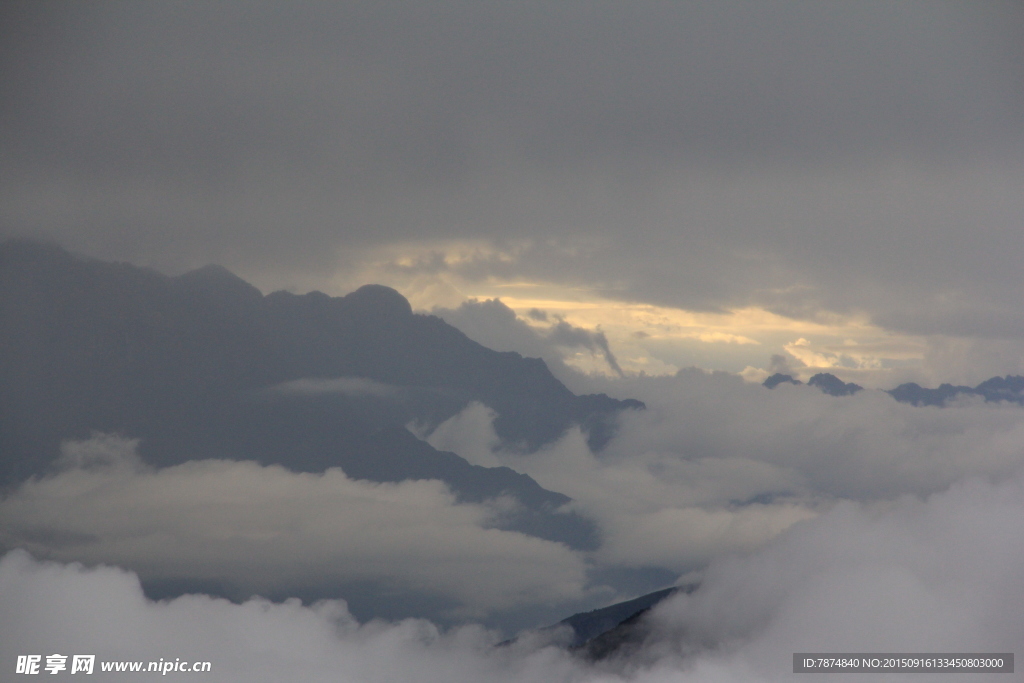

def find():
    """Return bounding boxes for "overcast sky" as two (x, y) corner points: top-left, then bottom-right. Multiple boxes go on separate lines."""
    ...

(3, 1), (1024, 384)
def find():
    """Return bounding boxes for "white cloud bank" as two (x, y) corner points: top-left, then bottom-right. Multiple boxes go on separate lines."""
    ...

(3, 466), (1022, 682)
(0, 434), (586, 617)
(639, 471), (1024, 680)
(5, 370), (1024, 681)
(430, 370), (1024, 576)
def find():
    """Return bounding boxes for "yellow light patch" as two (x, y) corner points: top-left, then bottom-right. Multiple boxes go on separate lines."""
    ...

(304, 241), (929, 384)
(487, 294), (926, 380)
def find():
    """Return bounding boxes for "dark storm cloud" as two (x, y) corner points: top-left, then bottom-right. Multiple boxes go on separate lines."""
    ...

(3, 1), (1024, 340)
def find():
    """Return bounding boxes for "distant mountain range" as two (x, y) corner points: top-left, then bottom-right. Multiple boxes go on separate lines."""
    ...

(763, 372), (863, 396)
(887, 375), (1024, 407)
(765, 370), (1024, 407)
(0, 240), (644, 549)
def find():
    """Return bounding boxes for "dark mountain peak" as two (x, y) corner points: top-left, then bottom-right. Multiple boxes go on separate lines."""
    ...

(763, 373), (801, 389)
(265, 288), (326, 305)
(500, 585), (682, 651)
(807, 373), (862, 396)
(764, 371), (862, 397)
(561, 587), (679, 649)
(0, 238), (73, 264)
(343, 284), (413, 318)
(974, 375), (1024, 397)
(889, 382), (924, 401)
(174, 264), (263, 304)
(887, 381), (971, 406)
(888, 375), (1024, 407)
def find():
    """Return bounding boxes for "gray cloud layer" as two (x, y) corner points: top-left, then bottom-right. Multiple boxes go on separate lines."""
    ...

(3, 2), (1024, 355)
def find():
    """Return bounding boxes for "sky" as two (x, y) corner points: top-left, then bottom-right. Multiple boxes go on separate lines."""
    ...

(4, 5), (1024, 680)
(3, 1), (1024, 386)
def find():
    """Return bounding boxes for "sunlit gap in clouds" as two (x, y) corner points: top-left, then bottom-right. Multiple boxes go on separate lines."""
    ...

(243, 237), (930, 387)
(494, 297), (929, 385)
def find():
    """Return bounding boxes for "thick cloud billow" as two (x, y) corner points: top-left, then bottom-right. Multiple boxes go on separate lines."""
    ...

(8, 369), (1024, 635)
(660, 473), (1024, 651)
(4, 465), (1021, 682)
(427, 370), (1024, 578)
(4, 370), (1024, 679)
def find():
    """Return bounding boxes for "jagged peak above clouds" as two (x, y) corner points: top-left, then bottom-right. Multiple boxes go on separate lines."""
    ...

(807, 372), (863, 396)
(763, 365), (1024, 408)
(888, 375), (1024, 407)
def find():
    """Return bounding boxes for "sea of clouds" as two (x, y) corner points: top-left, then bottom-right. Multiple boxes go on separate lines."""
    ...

(3, 370), (1024, 681)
